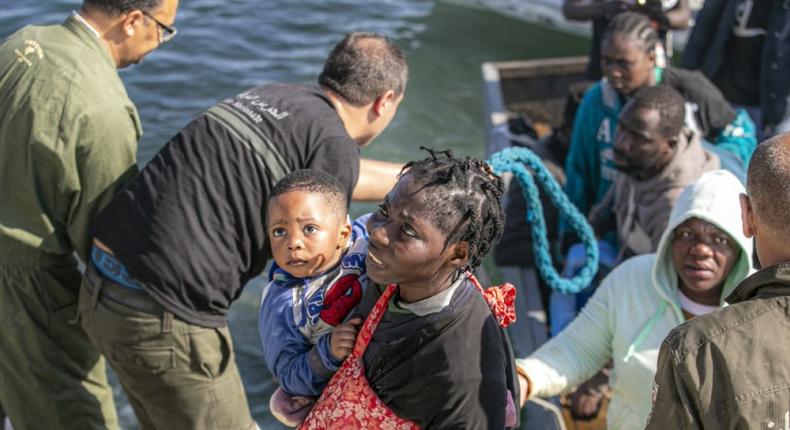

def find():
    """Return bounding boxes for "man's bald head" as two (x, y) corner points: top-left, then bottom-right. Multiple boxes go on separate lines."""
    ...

(746, 133), (790, 236)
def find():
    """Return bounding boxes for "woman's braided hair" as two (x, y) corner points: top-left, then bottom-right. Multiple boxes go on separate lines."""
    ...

(399, 147), (505, 275)
(603, 11), (660, 54)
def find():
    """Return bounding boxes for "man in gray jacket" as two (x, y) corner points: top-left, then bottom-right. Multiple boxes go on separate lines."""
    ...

(646, 132), (790, 429)
(589, 85), (720, 258)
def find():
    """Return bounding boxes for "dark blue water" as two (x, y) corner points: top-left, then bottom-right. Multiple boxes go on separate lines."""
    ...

(1, 2), (585, 427)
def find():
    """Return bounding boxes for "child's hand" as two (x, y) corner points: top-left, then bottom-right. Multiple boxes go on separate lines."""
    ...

(329, 317), (362, 361)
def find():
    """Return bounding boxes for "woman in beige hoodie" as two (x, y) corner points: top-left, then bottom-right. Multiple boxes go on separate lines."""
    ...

(518, 170), (754, 429)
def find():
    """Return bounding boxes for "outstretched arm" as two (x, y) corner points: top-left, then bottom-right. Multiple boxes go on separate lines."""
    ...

(352, 158), (403, 201)
(516, 270), (616, 399)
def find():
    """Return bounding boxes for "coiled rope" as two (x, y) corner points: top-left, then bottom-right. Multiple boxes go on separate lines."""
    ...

(489, 146), (598, 294)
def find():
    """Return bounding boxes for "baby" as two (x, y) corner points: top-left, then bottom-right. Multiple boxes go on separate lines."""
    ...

(258, 169), (368, 427)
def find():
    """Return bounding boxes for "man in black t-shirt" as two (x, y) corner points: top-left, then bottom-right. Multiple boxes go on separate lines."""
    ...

(77, 32), (407, 429)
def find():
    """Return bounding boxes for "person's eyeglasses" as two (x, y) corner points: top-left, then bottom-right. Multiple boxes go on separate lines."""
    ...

(142, 11), (177, 43)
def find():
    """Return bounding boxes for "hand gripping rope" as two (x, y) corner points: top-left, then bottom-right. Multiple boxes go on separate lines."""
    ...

(488, 146), (598, 294)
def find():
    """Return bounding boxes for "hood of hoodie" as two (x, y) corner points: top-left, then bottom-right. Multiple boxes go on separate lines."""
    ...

(651, 169), (754, 321)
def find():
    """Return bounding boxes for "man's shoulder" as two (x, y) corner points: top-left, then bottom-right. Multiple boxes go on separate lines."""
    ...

(662, 66), (705, 83)
(664, 297), (783, 358)
(576, 81), (619, 129)
(658, 295), (790, 425)
(4, 21), (110, 73)
(221, 83), (347, 136)
(662, 67), (726, 106)
(242, 82), (311, 96)
(578, 81), (607, 111)
(1, 24), (134, 143)
(3, 22), (65, 46)
(2, 22), (127, 107)
(239, 83), (328, 108)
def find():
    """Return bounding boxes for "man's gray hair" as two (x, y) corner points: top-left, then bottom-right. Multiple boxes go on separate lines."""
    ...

(747, 133), (790, 235)
(83, 0), (163, 15)
(319, 32), (408, 106)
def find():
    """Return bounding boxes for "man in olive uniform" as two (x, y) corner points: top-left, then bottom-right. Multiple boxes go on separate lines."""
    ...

(0, 0), (179, 429)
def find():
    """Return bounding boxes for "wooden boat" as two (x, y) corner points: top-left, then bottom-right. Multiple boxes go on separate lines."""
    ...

(482, 56), (614, 430)
(482, 55), (588, 157)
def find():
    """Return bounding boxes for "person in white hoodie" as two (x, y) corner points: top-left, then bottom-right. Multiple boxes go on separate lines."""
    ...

(515, 169), (754, 429)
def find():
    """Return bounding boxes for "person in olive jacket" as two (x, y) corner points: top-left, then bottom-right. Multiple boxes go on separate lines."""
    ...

(0, 1), (179, 429)
(647, 132), (790, 429)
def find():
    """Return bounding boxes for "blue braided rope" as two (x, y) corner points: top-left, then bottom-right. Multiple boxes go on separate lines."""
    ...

(489, 146), (599, 294)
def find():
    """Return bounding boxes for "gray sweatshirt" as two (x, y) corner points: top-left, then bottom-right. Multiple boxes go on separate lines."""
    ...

(592, 130), (720, 257)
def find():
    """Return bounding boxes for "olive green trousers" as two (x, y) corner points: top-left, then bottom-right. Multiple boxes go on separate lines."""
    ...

(0, 245), (118, 430)
(78, 264), (256, 430)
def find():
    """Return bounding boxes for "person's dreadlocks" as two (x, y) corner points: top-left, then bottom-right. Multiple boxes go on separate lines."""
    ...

(400, 147), (505, 274)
